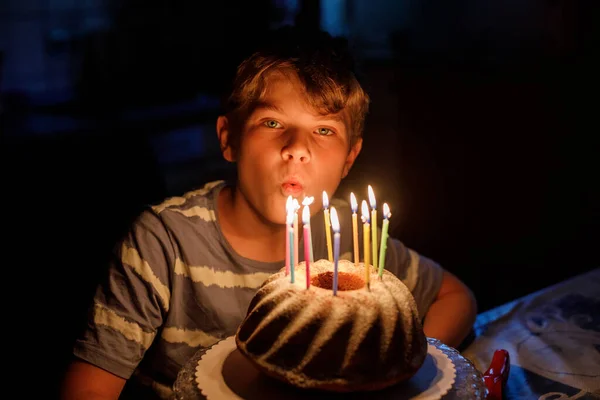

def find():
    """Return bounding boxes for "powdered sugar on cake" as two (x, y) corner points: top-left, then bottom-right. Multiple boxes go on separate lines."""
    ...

(235, 258), (428, 392)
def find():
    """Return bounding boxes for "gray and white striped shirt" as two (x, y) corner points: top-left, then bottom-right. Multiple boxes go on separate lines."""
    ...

(73, 180), (443, 398)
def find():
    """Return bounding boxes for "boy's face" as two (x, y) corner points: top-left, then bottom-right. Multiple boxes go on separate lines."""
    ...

(218, 72), (362, 225)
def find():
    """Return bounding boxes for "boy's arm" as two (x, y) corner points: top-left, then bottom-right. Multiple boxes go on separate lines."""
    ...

(60, 208), (172, 399)
(422, 269), (477, 349)
(60, 359), (126, 400)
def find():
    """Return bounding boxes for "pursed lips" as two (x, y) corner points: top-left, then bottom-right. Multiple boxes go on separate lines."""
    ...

(281, 177), (305, 196)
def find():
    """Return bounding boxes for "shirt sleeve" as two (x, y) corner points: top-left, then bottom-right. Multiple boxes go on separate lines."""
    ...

(73, 208), (174, 379)
(381, 238), (444, 320)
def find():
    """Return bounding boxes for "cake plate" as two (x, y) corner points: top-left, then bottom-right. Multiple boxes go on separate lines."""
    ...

(173, 337), (487, 399)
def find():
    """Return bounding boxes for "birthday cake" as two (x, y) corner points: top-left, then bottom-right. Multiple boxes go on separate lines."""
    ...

(235, 259), (427, 392)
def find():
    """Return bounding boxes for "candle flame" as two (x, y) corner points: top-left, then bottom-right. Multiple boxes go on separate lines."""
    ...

(302, 204), (310, 224)
(322, 191), (329, 209)
(286, 195), (294, 225)
(293, 198), (300, 211)
(361, 200), (370, 223)
(383, 203), (391, 219)
(350, 192), (357, 212)
(368, 185), (376, 210)
(302, 196), (314, 206)
(330, 206), (340, 232)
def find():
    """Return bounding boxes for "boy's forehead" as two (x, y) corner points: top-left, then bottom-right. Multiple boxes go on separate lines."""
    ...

(259, 72), (343, 121)
(262, 70), (303, 96)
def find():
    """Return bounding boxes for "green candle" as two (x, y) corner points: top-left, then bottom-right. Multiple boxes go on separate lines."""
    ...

(378, 203), (391, 278)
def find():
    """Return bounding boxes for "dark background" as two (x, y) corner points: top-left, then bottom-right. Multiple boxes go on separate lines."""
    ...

(2, 0), (598, 397)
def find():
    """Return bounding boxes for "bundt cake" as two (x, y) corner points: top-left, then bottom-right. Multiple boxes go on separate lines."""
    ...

(235, 259), (428, 392)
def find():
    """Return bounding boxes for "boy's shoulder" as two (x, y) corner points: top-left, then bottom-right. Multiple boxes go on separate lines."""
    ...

(150, 180), (226, 215)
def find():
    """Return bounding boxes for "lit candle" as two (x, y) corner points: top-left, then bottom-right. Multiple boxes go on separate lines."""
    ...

(302, 204), (312, 289)
(378, 203), (392, 278)
(330, 206), (340, 296)
(350, 192), (359, 266)
(323, 191), (333, 262)
(287, 200), (295, 283)
(361, 200), (371, 290)
(368, 185), (378, 274)
(293, 198), (300, 270)
(285, 195), (293, 276)
(302, 196), (315, 263)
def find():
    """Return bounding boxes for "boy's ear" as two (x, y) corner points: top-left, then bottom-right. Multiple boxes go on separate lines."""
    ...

(217, 115), (236, 162)
(342, 138), (363, 178)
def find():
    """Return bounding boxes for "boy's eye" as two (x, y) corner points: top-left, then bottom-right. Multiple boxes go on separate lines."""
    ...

(316, 127), (333, 136)
(264, 120), (282, 129)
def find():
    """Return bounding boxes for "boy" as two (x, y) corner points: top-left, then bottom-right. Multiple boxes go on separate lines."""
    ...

(60, 26), (476, 400)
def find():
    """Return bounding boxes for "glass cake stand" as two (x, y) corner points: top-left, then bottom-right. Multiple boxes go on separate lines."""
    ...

(173, 337), (488, 400)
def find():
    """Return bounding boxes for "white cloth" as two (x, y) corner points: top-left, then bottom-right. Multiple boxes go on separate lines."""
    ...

(463, 268), (600, 394)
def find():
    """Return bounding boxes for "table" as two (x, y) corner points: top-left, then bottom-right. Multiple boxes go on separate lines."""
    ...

(463, 267), (600, 399)
(173, 268), (600, 399)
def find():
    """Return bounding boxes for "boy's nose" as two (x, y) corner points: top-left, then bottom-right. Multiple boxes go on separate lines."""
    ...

(281, 134), (311, 163)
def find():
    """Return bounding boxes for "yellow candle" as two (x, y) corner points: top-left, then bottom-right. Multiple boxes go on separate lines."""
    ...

(350, 193), (359, 266)
(323, 191), (333, 262)
(361, 200), (371, 289)
(368, 185), (378, 272)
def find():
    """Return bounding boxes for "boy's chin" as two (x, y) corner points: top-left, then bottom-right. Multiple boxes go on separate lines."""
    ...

(262, 208), (289, 227)
(267, 215), (288, 227)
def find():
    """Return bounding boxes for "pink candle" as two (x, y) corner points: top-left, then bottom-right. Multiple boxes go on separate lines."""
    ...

(285, 228), (290, 276)
(285, 196), (293, 275)
(302, 204), (311, 289)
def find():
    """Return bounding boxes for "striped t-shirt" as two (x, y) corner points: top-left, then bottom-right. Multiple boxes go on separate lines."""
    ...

(73, 180), (443, 398)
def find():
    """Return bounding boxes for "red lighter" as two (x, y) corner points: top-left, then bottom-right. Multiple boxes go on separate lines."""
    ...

(483, 349), (510, 400)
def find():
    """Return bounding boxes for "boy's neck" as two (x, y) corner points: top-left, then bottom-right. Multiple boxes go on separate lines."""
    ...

(217, 185), (286, 263)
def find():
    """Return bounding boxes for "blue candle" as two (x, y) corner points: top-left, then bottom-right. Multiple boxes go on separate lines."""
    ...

(330, 207), (340, 296)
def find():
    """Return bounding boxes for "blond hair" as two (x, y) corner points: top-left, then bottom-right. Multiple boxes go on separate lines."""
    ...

(223, 27), (370, 148)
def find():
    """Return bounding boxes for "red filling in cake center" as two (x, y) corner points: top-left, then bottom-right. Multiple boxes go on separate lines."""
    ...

(311, 271), (365, 291)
